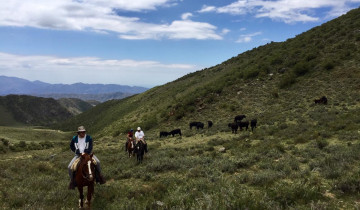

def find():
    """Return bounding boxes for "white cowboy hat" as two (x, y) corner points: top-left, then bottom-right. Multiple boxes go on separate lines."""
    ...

(77, 126), (86, 132)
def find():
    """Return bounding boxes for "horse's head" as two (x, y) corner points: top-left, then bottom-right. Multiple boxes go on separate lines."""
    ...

(80, 153), (95, 182)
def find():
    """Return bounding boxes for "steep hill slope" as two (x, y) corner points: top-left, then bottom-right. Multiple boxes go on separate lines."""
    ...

(0, 95), (93, 126)
(57, 98), (94, 115)
(55, 7), (360, 139)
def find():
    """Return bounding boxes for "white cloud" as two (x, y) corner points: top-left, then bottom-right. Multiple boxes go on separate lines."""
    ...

(181, 12), (193, 20)
(236, 31), (261, 43)
(199, 0), (360, 23)
(198, 5), (217, 13)
(221, 28), (231, 35)
(0, 0), (222, 40)
(118, 19), (222, 40)
(0, 52), (199, 87)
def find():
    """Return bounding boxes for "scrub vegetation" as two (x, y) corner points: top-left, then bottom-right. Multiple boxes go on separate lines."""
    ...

(1, 7), (360, 209)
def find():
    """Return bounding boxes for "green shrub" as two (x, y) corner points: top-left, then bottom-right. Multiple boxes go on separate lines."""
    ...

(271, 90), (279, 98)
(334, 173), (360, 194)
(243, 67), (260, 79)
(268, 180), (323, 208)
(278, 73), (296, 89)
(249, 170), (284, 186)
(322, 60), (335, 70)
(316, 139), (329, 149)
(1, 138), (9, 146)
(293, 62), (310, 76)
(270, 57), (283, 65)
(0, 145), (6, 153)
(207, 138), (227, 147)
(18, 141), (27, 148)
(39, 141), (54, 149)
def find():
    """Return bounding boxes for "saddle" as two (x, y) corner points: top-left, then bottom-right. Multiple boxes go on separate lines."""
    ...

(70, 156), (97, 172)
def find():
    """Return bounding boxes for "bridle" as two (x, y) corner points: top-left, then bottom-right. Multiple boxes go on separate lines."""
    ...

(81, 159), (95, 181)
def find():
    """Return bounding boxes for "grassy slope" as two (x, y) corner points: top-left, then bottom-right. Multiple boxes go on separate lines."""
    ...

(0, 105), (23, 126)
(0, 95), (73, 126)
(1, 7), (360, 209)
(0, 95), (95, 126)
(55, 7), (360, 139)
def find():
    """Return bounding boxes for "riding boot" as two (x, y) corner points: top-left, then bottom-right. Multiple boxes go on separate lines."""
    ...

(95, 170), (106, 184)
(68, 172), (76, 190)
(125, 142), (128, 152)
(144, 143), (148, 153)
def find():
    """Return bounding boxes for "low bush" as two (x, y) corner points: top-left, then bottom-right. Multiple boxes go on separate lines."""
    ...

(268, 180), (323, 208)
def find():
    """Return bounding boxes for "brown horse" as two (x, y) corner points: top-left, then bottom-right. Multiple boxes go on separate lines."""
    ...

(75, 153), (96, 208)
(127, 137), (135, 157)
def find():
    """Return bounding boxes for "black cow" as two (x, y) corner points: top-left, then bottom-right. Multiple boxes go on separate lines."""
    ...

(234, 115), (246, 122)
(190, 121), (204, 130)
(250, 119), (257, 132)
(189, 122), (200, 129)
(314, 96), (327, 105)
(228, 122), (238, 134)
(134, 141), (145, 163)
(196, 122), (204, 129)
(169, 129), (182, 137)
(160, 131), (169, 138)
(208, 121), (213, 128)
(237, 121), (249, 131)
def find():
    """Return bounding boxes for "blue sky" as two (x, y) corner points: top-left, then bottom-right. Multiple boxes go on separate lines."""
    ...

(0, 0), (359, 88)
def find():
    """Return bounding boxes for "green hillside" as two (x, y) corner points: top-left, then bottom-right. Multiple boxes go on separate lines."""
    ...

(1, 7), (360, 209)
(0, 95), (93, 126)
(0, 95), (73, 126)
(57, 97), (94, 115)
(56, 7), (360, 139)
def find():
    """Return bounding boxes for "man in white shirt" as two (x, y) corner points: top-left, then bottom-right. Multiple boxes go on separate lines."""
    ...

(135, 127), (148, 153)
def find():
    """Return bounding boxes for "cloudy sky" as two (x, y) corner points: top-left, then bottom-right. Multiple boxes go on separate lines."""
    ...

(0, 0), (359, 88)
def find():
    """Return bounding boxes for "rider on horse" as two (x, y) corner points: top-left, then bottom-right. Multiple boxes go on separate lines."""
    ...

(125, 129), (135, 152)
(68, 126), (106, 190)
(135, 127), (148, 153)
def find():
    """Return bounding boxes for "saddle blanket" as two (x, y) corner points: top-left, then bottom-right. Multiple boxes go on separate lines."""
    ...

(70, 157), (97, 172)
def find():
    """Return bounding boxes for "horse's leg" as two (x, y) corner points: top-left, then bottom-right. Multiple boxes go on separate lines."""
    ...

(87, 183), (94, 208)
(78, 186), (84, 208)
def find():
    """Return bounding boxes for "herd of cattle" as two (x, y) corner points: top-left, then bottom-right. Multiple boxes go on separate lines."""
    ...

(159, 115), (257, 137)
(228, 115), (257, 134)
(159, 96), (328, 138)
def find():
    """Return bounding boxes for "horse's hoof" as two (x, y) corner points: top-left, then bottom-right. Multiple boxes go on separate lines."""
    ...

(78, 199), (83, 208)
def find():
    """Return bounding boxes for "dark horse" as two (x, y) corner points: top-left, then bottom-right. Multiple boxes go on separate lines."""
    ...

(134, 141), (145, 163)
(75, 153), (96, 208)
(126, 137), (135, 157)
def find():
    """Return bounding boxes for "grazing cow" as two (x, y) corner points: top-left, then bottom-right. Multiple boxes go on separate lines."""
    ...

(189, 122), (200, 129)
(237, 121), (249, 131)
(234, 115), (246, 122)
(169, 129), (182, 137)
(314, 96), (327, 105)
(160, 131), (169, 138)
(228, 123), (238, 134)
(250, 119), (257, 132)
(196, 122), (204, 130)
(208, 121), (213, 128)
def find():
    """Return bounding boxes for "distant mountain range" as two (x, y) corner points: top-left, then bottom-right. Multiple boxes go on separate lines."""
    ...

(0, 76), (148, 102)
